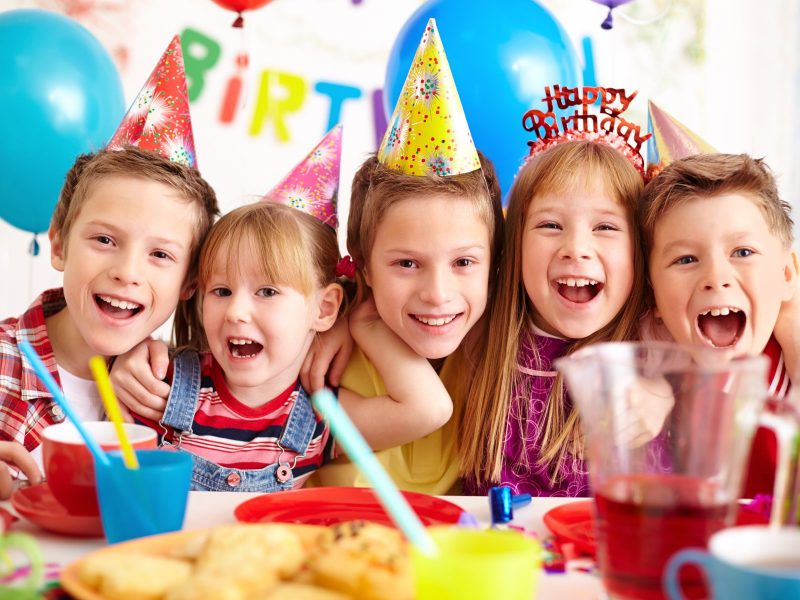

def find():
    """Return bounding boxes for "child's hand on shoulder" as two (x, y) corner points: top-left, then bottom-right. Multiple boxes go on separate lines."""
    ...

(0, 442), (41, 500)
(775, 264), (800, 384)
(300, 317), (354, 393)
(110, 338), (171, 421)
(614, 375), (674, 448)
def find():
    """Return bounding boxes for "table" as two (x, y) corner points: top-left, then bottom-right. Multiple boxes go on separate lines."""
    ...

(3, 492), (605, 599)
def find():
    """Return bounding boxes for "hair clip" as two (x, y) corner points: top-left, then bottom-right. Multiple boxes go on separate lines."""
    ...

(335, 255), (357, 279)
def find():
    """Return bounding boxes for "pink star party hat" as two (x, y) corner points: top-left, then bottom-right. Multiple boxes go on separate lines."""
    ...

(378, 18), (480, 177)
(108, 35), (197, 168)
(646, 100), (716, 179)
(261, 125), (342, 229)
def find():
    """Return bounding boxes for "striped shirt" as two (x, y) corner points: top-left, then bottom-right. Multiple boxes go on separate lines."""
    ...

(136, 353), (335, 489)
(0, 289), (66, 451)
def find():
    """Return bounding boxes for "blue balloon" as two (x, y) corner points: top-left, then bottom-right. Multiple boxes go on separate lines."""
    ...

(0, 9), (124, 234)
(385, 0), (583, 199)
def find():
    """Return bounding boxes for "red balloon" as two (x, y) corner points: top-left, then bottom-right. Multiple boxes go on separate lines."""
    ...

(211, 0), (273, 27)
(211, 0), (272, 11)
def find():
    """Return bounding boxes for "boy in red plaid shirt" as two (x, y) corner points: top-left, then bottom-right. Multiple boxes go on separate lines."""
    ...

(0, 146), (218, 497)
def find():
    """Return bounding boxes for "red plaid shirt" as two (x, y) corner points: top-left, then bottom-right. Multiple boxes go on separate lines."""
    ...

(0, 288), (66, 451)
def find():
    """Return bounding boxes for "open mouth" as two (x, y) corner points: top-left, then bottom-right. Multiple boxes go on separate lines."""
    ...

(95, 294), (143, 319)
(228, 338), (263, 359)
(412, 314), (460, 327)
(696, 307), (746, 348)
(555, 278), (603, 304)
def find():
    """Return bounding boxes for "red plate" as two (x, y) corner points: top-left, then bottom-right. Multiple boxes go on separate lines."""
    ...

(543, 499), (771, 558)
(11, 482), (104, 538)
(234, 487), (464, 527)
(543, 500), (596, 556)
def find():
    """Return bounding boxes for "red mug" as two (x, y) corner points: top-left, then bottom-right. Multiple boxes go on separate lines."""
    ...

(42, 421), (157, 515)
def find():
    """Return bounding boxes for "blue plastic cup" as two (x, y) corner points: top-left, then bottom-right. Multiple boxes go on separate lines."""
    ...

(94, 449), (193, 544)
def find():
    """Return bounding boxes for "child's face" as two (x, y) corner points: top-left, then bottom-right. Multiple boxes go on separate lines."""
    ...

(365, 196), (491, 359)
(201, 247), (325, 399)
(51, 176), (196, 358)
(648, 192), (795, 355)
(522, 183), (635, 339)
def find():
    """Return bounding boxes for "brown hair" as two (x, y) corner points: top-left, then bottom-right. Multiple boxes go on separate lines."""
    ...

(640, 153), (794, 256)
(52, 146), (219, 347)
(183, 202), (342, 349)
(347, 151), (503, 307)
(460, 140), (646, 486)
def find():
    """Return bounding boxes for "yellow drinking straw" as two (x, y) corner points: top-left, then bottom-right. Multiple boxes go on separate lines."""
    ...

(88, 356), (139, 470)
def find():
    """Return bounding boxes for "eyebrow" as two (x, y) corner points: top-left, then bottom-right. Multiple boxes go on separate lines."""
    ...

(657, 231), (756, 255)
(381, 245), (488, 255)
(85, 220), (188, 250)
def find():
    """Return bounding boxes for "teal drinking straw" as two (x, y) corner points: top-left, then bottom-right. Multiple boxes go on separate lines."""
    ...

(18, 340), (110, 467)
(312, 389), (437, 556)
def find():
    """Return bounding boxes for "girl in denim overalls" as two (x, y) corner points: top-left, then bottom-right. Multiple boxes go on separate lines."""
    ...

(129, 167), (454, 492)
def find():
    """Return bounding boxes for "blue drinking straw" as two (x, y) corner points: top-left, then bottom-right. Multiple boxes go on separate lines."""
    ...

(312, 389), (437, 556)
(18, 340), (110, 467)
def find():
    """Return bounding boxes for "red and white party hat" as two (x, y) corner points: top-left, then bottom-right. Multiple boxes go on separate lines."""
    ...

(108, 35), (196, 168)
(261, 125), (342, 229)
(378, 18), (480, 177)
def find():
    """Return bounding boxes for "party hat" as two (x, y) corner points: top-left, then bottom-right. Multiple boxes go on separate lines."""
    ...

(108, 35), (196, 168)
(646, 100), (716, 179)
(378, 18), (480, 177)
(261, 125), (342, 229)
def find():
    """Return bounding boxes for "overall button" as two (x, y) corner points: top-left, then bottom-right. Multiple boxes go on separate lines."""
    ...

(226, 473), (241, 487)
(276, 465), (292, 483)
(50, 406), (63, 419)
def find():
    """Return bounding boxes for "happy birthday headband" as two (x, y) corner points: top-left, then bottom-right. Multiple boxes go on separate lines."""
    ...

(523, 85), (651, 176)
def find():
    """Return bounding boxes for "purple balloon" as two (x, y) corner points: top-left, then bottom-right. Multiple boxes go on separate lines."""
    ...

(590, 0), (636, 29)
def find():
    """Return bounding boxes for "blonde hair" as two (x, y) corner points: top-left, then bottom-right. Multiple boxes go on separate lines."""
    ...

(52, 146), (220, 348)
(181, 202), (341, 349)
(460, 140), (646, 486)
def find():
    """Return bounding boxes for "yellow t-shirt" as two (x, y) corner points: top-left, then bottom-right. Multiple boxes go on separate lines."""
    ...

(306, 347), (464, 494)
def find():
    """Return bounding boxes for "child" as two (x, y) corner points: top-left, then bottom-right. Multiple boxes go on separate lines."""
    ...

(461, 86), (650, 496)
(111, 19), (504, 494)
(129, 192), (453, 491)
(639, 152), (797, 497)
(0, 36), (219, 498)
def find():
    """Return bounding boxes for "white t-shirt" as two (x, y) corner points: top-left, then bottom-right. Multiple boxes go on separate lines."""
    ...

(29, 367), (105, 470)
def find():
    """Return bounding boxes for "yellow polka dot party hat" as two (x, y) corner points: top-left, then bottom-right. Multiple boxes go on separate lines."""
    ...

(378, 18), (480, 177)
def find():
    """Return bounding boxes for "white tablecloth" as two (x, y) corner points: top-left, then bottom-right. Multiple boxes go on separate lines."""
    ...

(4, 492), (605, 599)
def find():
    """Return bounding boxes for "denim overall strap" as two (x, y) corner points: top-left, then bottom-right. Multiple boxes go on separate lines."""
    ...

(278, 384), (316, 453)
(159, 350), (201, 437)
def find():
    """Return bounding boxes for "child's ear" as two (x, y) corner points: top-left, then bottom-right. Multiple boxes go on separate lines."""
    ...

(179, 281), (196, 301)
(49, 225), (66, 273)
(781, 248), (800, 302)
(313, 283), (343, 332)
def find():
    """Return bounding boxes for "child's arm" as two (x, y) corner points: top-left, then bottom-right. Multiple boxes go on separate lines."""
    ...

(300, 317), (354, 392)
(336, 297), (453, 450)
(774, 288), (800, 386)
(110, 339), (172, 421)
(614, 375), (674, 448)
(0, 442), (42, 500)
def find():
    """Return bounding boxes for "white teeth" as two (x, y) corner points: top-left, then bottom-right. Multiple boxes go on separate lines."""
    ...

(556, 278), (598, 287)
(701, 306), (740, 317)
(416, 315), (456, 326)
(98, 295), (141, 310)
(229, 338), (255, 345)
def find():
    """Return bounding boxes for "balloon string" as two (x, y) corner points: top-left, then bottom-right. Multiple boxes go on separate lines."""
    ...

(616, 0), (673, 26)
(239, 22), (251, 112)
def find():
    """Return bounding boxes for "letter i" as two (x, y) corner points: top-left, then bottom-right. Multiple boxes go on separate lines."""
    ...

(220, 54), (248, 124)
